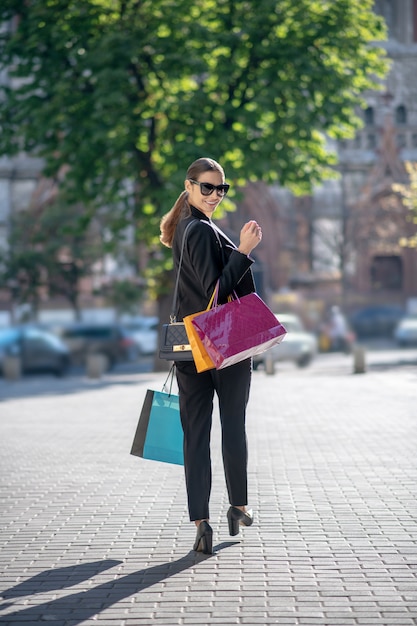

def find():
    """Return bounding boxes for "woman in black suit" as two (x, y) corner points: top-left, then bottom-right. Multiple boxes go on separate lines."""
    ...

(160, 157), (262, 554)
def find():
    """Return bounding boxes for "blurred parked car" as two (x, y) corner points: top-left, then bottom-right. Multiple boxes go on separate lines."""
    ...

(59, 323), (138, 369)
(0, 326), (70, 376)
(349, 305), (404, 339)
(394, 315), (417, 346)
(122, 316), (158, 355)
(253, 313), (318, 370)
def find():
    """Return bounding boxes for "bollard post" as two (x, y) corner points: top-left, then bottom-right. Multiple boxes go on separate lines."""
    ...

(86, 353), (108, 379)
(264, 353), (275, 375)
(352, 344), (366, 374)
(3, 355), (22, 380)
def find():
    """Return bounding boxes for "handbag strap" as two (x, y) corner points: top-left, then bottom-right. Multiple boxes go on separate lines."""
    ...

(170, 220), (197, 322)
(171, 218), (232, 321)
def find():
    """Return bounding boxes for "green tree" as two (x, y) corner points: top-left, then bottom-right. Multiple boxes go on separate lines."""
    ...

(98, 278), (145, 317)
(393, 161), (417, 249)
(0, 209), (48, 320)
(0, 199), (105, 320)
(0, 0), (388, 249)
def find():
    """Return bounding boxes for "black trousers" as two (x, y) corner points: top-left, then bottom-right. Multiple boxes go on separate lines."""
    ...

(175, 358), (252, 521)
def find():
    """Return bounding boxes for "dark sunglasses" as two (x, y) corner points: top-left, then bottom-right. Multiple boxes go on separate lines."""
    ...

(189, 179), (230, 196)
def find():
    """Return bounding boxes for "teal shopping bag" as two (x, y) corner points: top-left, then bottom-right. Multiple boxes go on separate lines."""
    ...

(130, 389), (184, 465)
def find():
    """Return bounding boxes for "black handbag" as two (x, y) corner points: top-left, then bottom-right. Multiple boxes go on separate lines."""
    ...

(159, 321), (192, 361)
(159, 221), (197, 361)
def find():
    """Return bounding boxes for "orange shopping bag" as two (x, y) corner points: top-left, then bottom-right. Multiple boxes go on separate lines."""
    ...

(184, 311), (215, 373)
(183, 287), (219, 373)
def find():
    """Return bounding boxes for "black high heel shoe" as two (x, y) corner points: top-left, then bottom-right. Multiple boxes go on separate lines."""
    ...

(193, 521), (213, 554)
(227, 506), (253, 536)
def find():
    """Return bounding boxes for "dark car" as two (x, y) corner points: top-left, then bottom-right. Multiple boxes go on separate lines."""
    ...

(349, 305), (404, 339)
(60, 323), (138, 369)
(0, 326), (70, 377)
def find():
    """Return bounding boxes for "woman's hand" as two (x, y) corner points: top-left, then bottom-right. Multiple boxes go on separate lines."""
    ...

(237, 220), (262, 256)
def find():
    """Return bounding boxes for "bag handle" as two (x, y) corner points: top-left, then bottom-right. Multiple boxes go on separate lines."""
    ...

(162, 363), (176, 396)
(210, 281), (238, 308)
(170, 220), (197, 322)
(205, 284), (218, 310)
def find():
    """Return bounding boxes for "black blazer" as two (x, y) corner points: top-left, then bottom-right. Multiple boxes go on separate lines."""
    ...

(172, 206), (256, 320)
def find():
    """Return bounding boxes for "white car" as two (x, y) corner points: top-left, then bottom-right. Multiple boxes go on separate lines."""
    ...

(253, 313), (318, 369)
(394, 315), (417, 346)
(123, 316), (159, 356)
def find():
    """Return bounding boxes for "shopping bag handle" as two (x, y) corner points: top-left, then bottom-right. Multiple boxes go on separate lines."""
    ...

(162, 364), (176, 396)
(210, 282), (239, 308)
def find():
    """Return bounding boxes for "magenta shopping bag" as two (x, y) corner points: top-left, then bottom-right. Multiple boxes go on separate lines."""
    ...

(191, 293), (287, 369)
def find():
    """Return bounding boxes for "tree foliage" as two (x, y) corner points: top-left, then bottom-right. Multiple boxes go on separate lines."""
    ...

(98, 278), (145, 317)
(0, 0), (388, 245)
(0, 200), (105, 319)
(0, 219), (45, 319)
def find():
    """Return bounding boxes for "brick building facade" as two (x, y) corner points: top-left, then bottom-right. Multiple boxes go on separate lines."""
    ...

(223, 0), (417, 315)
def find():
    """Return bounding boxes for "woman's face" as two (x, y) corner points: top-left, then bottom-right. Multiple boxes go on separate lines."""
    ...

(185, 169), (225, 219)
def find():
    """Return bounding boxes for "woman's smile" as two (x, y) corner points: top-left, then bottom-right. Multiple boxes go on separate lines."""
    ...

(185, 171), (226, 218)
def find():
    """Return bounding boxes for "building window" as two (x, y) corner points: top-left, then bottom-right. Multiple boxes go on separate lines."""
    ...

(367, 133), (377, 149)
(396, 133), (407, 148)
(370, 255), (403, 290)
(364, 107), (375, 126)
(414, 0), (417, 42)
(412, 133), (417, 148)
(395, 105), (407, 124)
(374, 1), (394, 37)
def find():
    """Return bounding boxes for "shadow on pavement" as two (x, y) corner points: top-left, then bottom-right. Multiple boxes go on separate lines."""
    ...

(0, 360), (170, 401)
(0, 544), (235, 623)
(0, 560), (122, 599)
(0, 376), (149, 401)
(368, 357), (417, 371)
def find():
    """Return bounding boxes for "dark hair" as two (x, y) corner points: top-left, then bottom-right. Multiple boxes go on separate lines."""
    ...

(160, 157), (225, 247)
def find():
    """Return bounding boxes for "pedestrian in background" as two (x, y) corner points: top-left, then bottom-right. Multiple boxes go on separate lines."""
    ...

(328, 305), (350, 352)
(160, 157), (262, 554)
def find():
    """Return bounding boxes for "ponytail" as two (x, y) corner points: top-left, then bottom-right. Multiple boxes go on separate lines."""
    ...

(160, 191), (191, 248)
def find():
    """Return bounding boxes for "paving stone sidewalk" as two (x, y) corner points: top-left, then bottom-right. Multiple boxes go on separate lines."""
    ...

(0, 362), (416, 625)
